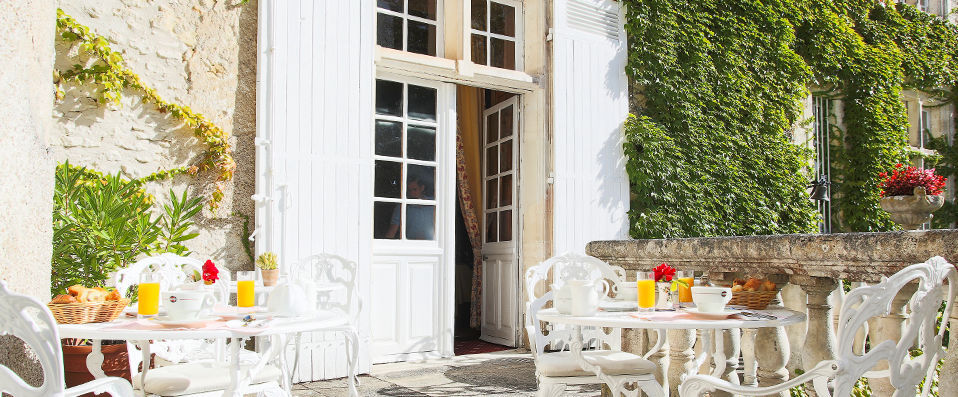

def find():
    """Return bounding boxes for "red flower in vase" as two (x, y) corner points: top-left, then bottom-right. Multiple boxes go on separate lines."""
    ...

(653, 263), (676, 282)
(202, 260), (220, 285)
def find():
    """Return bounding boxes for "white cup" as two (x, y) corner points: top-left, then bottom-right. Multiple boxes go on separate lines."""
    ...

(691, 287), (732, 313)
(162, 290), (215, 320)
(616, 284), (638, 301)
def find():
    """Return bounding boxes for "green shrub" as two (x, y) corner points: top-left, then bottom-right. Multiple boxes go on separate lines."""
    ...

(51, 162), (204, 294)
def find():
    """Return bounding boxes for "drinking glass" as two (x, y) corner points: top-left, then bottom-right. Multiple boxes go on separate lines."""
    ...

(636, 271), (656, 312)
(137, 273), (160, 317)
(677, 270), (694, 306)
(237, 271), (256, 308)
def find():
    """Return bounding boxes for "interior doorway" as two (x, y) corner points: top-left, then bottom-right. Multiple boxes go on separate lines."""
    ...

(453, 86), (519, 355)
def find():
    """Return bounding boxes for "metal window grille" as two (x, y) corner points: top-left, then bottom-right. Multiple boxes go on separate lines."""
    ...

(813, 95), (832, 234)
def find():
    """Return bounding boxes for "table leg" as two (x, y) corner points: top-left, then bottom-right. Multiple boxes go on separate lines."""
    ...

(136, 341), (151, 397)
(345, 330), (359, 397)
(689, 329), (712, 381)
(86, 339), (107, 379)
(225, 337), (241, 397)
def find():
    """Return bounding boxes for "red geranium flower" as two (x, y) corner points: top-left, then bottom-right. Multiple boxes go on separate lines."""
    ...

(878, 164), (946, 197)
(202, 260), (219, 284)
(653, 263), (676, 282)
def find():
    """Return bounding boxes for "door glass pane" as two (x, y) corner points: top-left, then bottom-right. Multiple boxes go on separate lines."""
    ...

(471, 0), (487, 30)
(500, 140), (513, 172)
(405, 205), (436, 240)
(377, 13), (404, 51)
(486, 179), (498, 210)
(485, 212), (498, 243)
(374, 160), (402, 198)
(486, 146), (498, 176)
(377, 0), (403, 13)
(499, 105), (513, 138)
(486, 112), (498, 143)
(407, 125), (436, 161)
(471, 34), (487, 65)
(374, 201), (401, 239)
(376, 80), (403, 116)
(499, 210), (512, 241)
(407, 164), (435, 199)
(490, 2), (516, 37)
(408, 85), (437, 121)
(407, 20), (437, 56)
(408, 0), (437, 20)
(499, 174), (512, 206)
(490, 38), (516, 69)
(375, 120), (403, 157)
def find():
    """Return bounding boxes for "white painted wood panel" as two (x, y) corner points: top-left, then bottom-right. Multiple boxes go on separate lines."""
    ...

(257, 0), (374, 382)
(551, 0), (630, 254)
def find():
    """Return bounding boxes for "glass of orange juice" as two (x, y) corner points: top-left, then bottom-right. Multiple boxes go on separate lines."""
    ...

(237, 271), (255, 308)
(636, 271), (656, 312)
(677, 270), (694, 307)
(137, 273), (160, 317)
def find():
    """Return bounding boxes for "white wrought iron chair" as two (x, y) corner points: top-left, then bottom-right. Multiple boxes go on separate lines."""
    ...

(680, 256), (957, 397)
(525, 252), (665, 397)
(0, 281), (134, 397)
(285, 253), (361, 396)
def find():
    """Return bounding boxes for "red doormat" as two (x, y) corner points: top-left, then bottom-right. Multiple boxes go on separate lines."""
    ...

(454, 339), (512, 355)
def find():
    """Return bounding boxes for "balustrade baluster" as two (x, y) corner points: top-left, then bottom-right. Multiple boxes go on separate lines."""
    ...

(781, 283), (806, 374)
(791, 275), (838, 396)
(667, 329), (694, 395)
(740, 328), (758, 386)
(866, 284), (917, 396)
(940, 295), (958, 396)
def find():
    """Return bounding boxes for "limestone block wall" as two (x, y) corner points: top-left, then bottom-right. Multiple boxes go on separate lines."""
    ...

(0, 0), (56, 385)
(53, 0), (258, 273)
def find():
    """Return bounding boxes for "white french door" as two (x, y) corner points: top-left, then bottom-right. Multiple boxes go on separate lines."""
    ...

(480, 97), (520, 346)
(369, 73), (456, 363)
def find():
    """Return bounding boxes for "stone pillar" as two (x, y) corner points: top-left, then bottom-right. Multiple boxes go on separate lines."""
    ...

(781, 283), (806, 374)
(0, 0), (55, 387)
(666, 329), (693, 395)
(740, 328), (758, 386)
(755, 282), (790, 397)
(940, 295), (958, 396)
(866, 284), (917, 397)
(791, 275), (838, 394)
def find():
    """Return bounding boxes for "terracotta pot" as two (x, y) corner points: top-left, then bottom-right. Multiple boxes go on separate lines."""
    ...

(261, 269), (280, 286)
(879, 187), (945, 230)
(61, 342), (131, 397)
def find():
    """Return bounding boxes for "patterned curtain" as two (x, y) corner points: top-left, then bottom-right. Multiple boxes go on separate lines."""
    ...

(456, 86), (485, 328)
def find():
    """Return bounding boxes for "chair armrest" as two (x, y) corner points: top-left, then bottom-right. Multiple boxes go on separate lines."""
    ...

(64, 376), (134, 397)
(679, 360), (839, 396)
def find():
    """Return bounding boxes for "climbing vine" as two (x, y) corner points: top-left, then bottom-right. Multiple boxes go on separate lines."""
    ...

(622, 0), (958, 237)
(55, 9), (236, 210)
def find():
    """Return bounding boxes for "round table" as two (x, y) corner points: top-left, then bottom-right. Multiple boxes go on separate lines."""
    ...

(536, 306), (805, 395)
(58, 310), (357, 397)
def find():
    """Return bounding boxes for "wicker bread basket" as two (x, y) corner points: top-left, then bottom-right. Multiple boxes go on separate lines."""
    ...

(47, 299), (131, 324)
(727, 290), (777, 310)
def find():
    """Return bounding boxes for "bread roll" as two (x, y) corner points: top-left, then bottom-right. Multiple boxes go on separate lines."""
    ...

(743, 278), (762, 291)
(760, 280), (777, 291)
(51, 294), (78, 304)
(105, 289), (122, 301)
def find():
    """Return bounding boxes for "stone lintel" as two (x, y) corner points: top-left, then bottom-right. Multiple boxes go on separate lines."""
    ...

(586, 230), (958, 283)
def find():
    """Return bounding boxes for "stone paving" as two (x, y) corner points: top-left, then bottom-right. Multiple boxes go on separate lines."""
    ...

(292, 349), (601, 396)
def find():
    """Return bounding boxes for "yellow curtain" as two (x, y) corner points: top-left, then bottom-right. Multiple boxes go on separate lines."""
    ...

(456, 85), (485, 328)
(458, 86), (483, 212)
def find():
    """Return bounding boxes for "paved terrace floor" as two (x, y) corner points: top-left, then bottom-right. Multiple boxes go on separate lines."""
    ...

(292, 349), (601, 396)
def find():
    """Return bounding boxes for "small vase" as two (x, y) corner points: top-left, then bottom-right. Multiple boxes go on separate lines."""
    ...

(655, 282), (674, 310)
(879, 186), (944, 230)
(261, 269), (280, 287)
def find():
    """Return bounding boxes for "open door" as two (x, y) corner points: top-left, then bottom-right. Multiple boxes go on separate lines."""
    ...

(551, 0), (631, 253)
(480, 96), (520, 346)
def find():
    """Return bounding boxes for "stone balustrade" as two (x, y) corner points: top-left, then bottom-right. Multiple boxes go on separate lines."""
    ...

(586, 230), (958, 396)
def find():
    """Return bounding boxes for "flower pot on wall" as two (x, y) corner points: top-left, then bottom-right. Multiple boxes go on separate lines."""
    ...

(261, 269), (280, 286)
(879, 187), (944, 230)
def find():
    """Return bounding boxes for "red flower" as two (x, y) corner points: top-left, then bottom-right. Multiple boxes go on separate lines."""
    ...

(202, 260), (219, 284)
(877, 164), (946, 197)
(653, 263), (676, 282)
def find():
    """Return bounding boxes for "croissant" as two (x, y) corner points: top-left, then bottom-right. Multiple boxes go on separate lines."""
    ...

(105, 289), (122, 301)
(51, 294), (78, 304)
(743, 278), (762, 292)
(760, 280), (777, 291)
(67, 284), (86, 296)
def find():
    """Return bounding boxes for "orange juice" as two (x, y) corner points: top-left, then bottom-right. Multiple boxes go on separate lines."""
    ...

(237, 280), (255, 307)
(137, 282), (160, 315)
(678, 277), (694, 303)
(637, 279), (656, 308)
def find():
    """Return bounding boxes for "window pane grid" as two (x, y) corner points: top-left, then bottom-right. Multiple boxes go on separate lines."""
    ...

(376, 0), (440, 56)
(482, 103), (516, 243)
(469, 0), (519, 69)
(376, 8), (439, 26)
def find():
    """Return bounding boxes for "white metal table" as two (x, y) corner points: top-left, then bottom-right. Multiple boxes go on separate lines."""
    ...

(536, 306), (805, 395)
(58, 310), (358, 397)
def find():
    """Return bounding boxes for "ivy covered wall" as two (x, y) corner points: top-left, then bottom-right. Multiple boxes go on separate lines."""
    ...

(623, 0), (958, 238)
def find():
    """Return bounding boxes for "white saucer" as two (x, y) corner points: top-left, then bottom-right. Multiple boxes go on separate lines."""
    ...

(599, 300), (639, 312)
(150, 315), (220, 326)
(682, 308), (741, 319)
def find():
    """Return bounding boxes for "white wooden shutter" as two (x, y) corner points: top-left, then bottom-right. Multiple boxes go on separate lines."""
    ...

(256, 0), (374, 381)
(552, 0), (631, 253)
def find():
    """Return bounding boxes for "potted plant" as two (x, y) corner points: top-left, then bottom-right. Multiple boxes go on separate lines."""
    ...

(256, 252), (280, 286)
(878, 164), (946, 230)
(652, 263), (688, 310)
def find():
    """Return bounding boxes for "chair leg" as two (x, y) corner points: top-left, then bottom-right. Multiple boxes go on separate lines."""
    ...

(536, 381), (565, 397)
(636, 378), (665, 397)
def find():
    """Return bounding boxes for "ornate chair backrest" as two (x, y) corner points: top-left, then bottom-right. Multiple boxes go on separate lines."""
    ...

(111, 253), (230, 304)
(833, 256), (956, 397)
(0, 282), (66, 396)
(290, 253), (361, 324)
(524, 252), (626, 358)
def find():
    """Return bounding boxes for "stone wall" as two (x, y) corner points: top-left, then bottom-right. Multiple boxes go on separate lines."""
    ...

(53, 0), (258, 273)
(0, 0), (56, 386)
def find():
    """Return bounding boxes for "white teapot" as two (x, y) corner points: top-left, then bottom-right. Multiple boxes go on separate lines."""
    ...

(566, 279), (610, 316)
(267, 276), (311, 317)
(552, 283), (573, 314)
